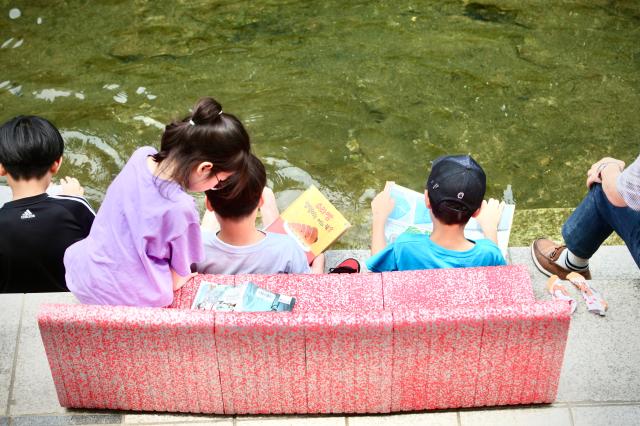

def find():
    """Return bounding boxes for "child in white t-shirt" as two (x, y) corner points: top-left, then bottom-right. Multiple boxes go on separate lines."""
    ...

(194, 153), (324, 275)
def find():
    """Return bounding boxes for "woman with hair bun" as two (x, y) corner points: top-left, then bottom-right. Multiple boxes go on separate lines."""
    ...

(65, 97), (252, 307)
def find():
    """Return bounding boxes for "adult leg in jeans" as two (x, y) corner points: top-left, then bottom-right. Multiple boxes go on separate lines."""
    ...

(562, 184), (640, 267)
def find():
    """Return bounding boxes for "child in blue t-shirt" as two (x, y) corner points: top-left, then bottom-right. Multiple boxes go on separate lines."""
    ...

(194, 153), (325, 275)
(366, 154), (506, 272)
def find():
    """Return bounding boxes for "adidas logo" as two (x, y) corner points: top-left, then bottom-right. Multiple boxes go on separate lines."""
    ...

(20, 209), (36, 220)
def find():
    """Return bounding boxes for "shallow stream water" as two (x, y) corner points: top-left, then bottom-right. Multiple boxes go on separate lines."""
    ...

(1, 1), (638, 248)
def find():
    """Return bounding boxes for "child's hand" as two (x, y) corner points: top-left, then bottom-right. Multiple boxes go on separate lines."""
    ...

(371, 181), (395, 223)
(59, 176), (85, 197)
(476, 198), (505, 244)
(370, 181), (395, 256)
(476, 198), (505, 230)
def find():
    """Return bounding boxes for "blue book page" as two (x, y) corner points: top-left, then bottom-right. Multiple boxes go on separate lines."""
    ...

(191, 282), (236, 311)
(385, 184), (432, 243)
(388, 186), (413, 221)
(191, 281), (295, 312)
(414, 200), (432, 225)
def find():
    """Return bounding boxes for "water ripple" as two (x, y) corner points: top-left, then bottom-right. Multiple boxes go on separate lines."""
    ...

(33, 88), (71, 102)
(133, 115), (164, 129)
(113, 91), (127, 104)
(61, 130), (125, 169)
(1, 38), (14, 49)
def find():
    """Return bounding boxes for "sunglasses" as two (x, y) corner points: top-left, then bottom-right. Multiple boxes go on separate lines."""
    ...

(209, 172), (229, 191)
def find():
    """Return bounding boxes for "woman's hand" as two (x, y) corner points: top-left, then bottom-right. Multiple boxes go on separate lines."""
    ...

(586, 157), (625, 188)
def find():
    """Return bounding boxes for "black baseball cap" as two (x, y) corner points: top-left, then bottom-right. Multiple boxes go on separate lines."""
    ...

(426, 154), (486, 213)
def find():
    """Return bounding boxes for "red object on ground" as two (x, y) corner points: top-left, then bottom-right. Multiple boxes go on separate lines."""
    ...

(38, 265), (571, 414)
(328, 258), (361, 273)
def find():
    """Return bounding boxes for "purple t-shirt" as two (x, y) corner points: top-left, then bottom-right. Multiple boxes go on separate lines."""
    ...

(65, 147), (204, 307)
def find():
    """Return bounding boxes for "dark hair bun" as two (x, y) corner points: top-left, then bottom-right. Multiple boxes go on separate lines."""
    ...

(191, 97), (223, 125)
(155, 96), (251, 191)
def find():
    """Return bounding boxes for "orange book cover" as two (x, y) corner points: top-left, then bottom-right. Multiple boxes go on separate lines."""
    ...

(265, 185), (351, 263)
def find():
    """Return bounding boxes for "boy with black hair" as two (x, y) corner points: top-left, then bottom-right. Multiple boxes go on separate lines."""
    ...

(0, 115), (95, 293)
(366, 154), (506, 272)
(194, 153), (324, 274)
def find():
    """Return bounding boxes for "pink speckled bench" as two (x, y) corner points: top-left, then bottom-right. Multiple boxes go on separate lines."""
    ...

(37, 265), (571, 414)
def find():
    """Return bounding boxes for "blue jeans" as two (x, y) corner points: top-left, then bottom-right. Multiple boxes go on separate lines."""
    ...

(562, 184), (640, 267)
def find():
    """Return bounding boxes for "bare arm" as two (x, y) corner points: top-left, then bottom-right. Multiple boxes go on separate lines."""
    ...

(586, 158), (627, 207)
(601, 166), (626, 207)
(171, 268), (197, 291)
(259, 187), (280, 228)
(310, 253), (325, 274)
(370, 181), (395, 256)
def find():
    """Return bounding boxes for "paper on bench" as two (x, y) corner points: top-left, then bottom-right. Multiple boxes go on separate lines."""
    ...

(191, 281), (296, 312)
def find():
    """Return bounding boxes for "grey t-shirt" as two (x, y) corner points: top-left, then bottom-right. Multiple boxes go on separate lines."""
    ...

(617, 154), (640, 211)
(195, 231), (311, 275)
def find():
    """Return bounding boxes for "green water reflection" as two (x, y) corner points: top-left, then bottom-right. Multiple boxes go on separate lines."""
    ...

(0, 1), (638, 249)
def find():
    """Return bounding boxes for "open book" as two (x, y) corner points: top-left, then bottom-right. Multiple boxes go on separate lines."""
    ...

(385, 183), (515, 258)
(266, 185), (351, 263)
(191, 281), (295, 312)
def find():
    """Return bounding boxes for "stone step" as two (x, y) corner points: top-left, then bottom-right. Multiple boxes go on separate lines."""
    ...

(553, 273), (640, 403)
(325, 246), (638, 282)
